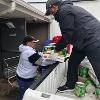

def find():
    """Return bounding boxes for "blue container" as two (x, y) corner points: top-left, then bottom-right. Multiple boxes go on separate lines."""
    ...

(43, 39), (52, 46)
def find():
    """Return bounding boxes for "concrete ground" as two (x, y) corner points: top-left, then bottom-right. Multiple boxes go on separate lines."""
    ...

(0, 96), (17, 100)
(56, 91), (96, 100)
(0, 78), (19, 100)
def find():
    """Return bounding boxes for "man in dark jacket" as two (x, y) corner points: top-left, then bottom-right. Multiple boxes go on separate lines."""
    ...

(45, 0), (100, 92)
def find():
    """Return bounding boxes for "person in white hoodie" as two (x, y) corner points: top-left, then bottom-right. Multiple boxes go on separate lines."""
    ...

(16, 35), (41, 100)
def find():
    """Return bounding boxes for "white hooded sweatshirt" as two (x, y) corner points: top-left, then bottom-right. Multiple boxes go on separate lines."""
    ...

(16, 44), (38, 79)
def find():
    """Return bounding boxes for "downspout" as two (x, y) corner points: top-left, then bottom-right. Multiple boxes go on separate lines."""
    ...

(0, 1), (16, 16)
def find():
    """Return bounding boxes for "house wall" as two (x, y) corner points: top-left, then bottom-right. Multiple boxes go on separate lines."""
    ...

(0, 18), (26, 53)
(75, 1), (100, 21)
(26, 22), (49, 51)
(0, 18), (26, 78)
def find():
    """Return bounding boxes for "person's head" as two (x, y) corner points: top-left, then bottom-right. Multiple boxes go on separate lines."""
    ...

(45, 0), (62, 16)
(22, 35), (39, 48)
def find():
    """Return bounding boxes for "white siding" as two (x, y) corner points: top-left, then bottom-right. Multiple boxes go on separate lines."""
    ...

(49, 19), (61, 39)
(74, 1), (100, 21)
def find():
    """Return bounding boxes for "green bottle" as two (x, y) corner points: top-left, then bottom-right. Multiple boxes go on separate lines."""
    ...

(62, 48), (67, 57)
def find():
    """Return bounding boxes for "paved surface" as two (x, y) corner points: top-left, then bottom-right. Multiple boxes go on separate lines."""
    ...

(0, 79), (19, 100)
(0, 96), (17, 100)
(56, 77), (97, 100)
(56, 91), (96, 100)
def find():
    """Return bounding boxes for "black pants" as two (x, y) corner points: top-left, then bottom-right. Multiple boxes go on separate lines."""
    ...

(66, 47), (100, 88)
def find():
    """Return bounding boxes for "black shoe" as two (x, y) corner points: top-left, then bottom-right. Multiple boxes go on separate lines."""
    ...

(57, 85), (74, 93)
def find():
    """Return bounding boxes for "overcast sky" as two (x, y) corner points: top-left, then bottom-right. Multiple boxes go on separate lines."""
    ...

(24, 0), (47, 2)
(23, 0), (47, 13)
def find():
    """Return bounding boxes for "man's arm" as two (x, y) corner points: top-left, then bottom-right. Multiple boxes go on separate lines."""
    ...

(55, 12), (74, 51)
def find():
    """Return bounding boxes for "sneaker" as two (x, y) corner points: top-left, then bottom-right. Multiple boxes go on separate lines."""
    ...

(57, 85), (74, 93)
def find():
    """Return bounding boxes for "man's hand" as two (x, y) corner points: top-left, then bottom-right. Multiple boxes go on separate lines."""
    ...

(55, 42), (66, 52)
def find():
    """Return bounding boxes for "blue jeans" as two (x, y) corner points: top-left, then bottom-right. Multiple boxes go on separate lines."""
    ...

(17, 78), (34, 100)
